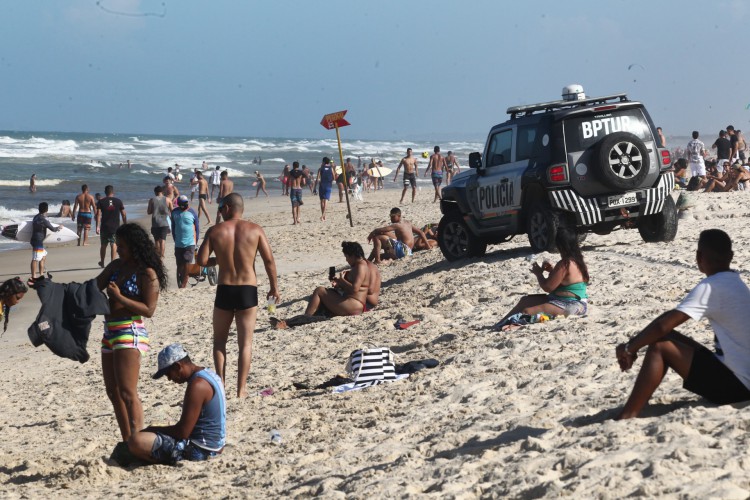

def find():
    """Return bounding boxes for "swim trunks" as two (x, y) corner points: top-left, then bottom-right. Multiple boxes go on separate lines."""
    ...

(101, 316), (150, 353)
(151, 432), (218, 465)
(77, 211), (93, 228)
(175, 246), (195, 265)
(403, 172), (417, 188)
(31, 247), (47, 262)
(319, 186), (332, 200)
(290, 188), (303, 207)
(684, 343), (750, 404)
(214, 284), (258, 311)
(151, 226), (170, 241)
(431, 172), (443, 187)
(389, 239), (413, 259)
(547, 296), (588, 316)
(199, 194), (207, 200)
(101, 230), (116, 245)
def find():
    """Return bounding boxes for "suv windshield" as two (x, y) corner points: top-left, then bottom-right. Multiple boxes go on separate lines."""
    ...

(563, 108), (652, 152)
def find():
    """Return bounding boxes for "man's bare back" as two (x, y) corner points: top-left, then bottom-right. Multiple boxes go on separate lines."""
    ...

(202, 219), (270, 286)
(219, 178), (234, 200)
(428, 153), (445, 173)
(74, 192), (95, 213)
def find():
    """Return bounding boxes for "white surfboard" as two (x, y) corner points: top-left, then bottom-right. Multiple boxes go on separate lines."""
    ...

(13, 220), (79, 244)
(368, 166), (393, 178)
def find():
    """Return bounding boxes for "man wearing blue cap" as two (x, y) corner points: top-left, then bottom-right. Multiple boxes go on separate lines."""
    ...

(128, 343), (226, 464)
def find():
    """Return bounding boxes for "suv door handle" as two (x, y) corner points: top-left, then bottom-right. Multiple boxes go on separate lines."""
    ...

(500, 178), (509, 183)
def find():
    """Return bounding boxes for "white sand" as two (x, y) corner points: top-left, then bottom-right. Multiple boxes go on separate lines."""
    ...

(1, 189), (750, 498)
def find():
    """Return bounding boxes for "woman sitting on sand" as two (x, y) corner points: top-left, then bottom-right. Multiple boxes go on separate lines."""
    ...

(271, 242), (373, 329)
(1, 277), (28, 333)
(497, 227), (589, 329)
(96, 223), (168, 443)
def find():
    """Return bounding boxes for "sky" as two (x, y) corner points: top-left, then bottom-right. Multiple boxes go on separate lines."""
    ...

(0, 0), (748, 141)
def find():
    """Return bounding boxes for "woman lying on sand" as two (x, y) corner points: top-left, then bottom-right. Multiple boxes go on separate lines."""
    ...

(496, 227), (589, 329)
(0, 277), (28, 333)
(96, 223), (168, 442)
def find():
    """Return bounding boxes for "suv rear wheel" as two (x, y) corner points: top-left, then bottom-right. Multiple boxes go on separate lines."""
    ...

(527, 204), (561, 253)
(438, 212), (487, 261)
(597, 132), (650, 191)
(638, 195), (678, 243)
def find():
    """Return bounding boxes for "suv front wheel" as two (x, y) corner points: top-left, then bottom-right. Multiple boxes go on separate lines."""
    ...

(438, 212), (487, 261)
(638, 195), (678, 243)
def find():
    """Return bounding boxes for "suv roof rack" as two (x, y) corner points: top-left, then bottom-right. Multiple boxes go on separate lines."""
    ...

(506, 93), (629, 118)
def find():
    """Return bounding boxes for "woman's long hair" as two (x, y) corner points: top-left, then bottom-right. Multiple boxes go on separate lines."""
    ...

(115, 223), (169, 291)
(1, 277), (28, 333)
(556, 227), (589, 283)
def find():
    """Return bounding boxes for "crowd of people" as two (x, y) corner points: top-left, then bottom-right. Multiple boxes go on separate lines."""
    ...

(9, 141), (750, 468)
(673, 126), (750, 192)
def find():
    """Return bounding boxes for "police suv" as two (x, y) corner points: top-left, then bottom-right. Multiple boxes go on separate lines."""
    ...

(437, 85), (677, 261)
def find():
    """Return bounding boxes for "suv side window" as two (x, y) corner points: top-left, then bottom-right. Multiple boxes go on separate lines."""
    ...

(487, 129), (512, 167)
(516, 125), (538, 161)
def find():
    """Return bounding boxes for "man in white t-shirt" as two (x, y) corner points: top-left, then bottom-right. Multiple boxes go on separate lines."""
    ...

(615, 229), (750, 419)
(686, 130), (707, 178)
(209, 166), (221, 204)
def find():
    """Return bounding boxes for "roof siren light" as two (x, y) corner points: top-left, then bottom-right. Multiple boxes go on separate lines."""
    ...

(562, 84), (586, 101)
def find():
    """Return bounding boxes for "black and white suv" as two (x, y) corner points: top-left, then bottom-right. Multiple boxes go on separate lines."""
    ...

(438, 85), (677, 261)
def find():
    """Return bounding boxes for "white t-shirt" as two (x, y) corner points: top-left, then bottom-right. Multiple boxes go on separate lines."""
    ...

(686, 139), (705, 164)
(676, 271), (750, 389)
(210, 170), (221, 185)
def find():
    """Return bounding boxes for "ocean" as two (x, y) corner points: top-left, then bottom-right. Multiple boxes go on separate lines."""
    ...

(0, 131), (483, 251)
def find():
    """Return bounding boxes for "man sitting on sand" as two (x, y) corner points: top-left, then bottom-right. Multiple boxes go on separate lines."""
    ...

(127, 344), (226, 464)
(367, 207), (430, 263)
(615, 229), (750, 419)
(271, 242), (378, 329)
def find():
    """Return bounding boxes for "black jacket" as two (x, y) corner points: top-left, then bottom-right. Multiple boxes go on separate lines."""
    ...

(27, 278), (110, 363)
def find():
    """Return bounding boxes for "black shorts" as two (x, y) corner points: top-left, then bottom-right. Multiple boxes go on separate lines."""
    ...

(175, 246), (195, 265)
(215, 284), (258, 311)
(683, 344), (750, 405)
(199, 194), (207, 200)
(403, 172), (417, 187)
(151, 226), (170, 241)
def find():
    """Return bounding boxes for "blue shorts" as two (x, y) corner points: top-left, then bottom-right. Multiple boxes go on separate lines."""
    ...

(151, 432), (219, 465)
(290, 188), (303, 207)
(390, 239), (412, 259)
(319, 185), (332, 200)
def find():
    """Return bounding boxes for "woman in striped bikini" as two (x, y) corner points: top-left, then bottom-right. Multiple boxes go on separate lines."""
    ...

(96, 223), (168, 443)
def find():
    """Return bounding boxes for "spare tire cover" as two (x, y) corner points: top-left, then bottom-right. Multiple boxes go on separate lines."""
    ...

(596, 132), (650, 191)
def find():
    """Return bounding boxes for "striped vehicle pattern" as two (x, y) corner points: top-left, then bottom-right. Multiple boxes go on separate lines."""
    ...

(549, 172), (675, 225)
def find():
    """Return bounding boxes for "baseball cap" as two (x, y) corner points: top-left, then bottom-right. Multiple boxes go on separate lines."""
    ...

(153, 343), (189, 379)
(177, 195), (189, 207)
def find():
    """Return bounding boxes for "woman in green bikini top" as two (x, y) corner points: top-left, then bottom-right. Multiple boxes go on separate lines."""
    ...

(498, 226), (590, 326)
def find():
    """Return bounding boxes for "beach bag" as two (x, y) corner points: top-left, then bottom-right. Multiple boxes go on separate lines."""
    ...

(345, 344), (396, 385)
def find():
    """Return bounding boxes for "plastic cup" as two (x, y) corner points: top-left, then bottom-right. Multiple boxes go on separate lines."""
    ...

(267, 298), (276, 314)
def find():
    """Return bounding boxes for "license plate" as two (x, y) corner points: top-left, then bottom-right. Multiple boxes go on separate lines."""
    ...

(607, 192), (638, 208)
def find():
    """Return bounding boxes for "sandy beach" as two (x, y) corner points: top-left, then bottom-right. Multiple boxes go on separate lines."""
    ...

(2, 188), (750, 498)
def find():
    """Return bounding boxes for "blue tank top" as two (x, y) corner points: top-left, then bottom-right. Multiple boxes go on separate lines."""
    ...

(189, 369), (226, 451)
(320, 165), (334, 185)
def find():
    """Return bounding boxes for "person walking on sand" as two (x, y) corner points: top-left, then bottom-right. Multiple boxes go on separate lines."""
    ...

(147, 185), (171, 258)
(96, 223), (168, 443)
(367, 207), (430, 263)
(195, 171), (212, 224)
(171, 195), (200, 289)
(424, 146), (447, 202)
(445, 151), (460, 185)
(302, 165), (314, 194)
(72, 184), (96, 246)
(95, 185), (127, 268)
(314, 157), (336, 221)
(289, 162), (304, 225)
(280, 165), (290, 196)
(196, 193), (280, 398)
(215, 171), (233, 224)
(189, 169), (200, 202)
(254, 171), (268, 197)
(162, 176), (180, 207)
(209, 166), (221, 204)
(127, 343), (226, 465)
(686, 131), (707, 187)
(393, 148), (419, 203)
(29, 202), (62, 284)
(615, 229), (750, 419)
